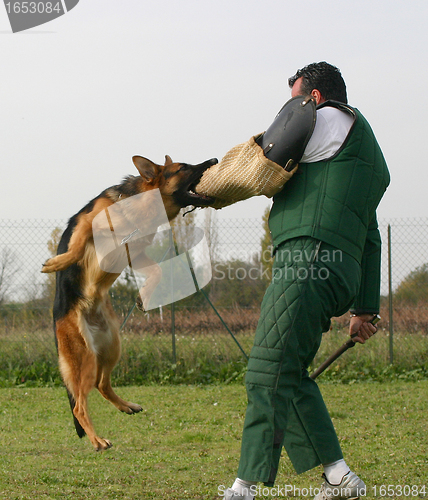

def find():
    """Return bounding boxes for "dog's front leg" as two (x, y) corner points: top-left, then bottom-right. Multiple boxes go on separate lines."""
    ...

(42, 198), (113, 274)
(136, 262), (162, 311)
(128, 249), (162, 311)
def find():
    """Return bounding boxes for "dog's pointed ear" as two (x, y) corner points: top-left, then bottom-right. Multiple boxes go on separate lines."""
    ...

(132, 156), (158, 181)
(164, 155), (173, 166)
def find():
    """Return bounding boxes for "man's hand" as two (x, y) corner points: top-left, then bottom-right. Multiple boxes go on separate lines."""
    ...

(349, 314), (377, 344)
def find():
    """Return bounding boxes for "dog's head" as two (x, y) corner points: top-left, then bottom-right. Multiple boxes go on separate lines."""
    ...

(132, 155), (218, 213)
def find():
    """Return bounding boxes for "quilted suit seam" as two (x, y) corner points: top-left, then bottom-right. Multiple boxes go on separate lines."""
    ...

(272, 271), (305, 351)
(273, 240), (322, 392)
(265, 240), (299, 351)
(246, 382), (279, 389)
(258, 238), (312, 352)
(271, 288), (302, 351)
(250, 352), (284, 360)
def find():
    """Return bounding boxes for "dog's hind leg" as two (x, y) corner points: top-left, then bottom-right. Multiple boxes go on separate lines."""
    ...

(95, 322), (143, 415)
(97, 363), (143, 415)
(56, 312), (113, 451)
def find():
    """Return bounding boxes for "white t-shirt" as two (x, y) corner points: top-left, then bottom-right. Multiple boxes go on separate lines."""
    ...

(301, 106), (354, 163)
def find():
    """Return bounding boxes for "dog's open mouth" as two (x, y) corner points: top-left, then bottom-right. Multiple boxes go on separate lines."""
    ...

(186, 182), (215, 204)
(172, 157), (218, 208)
(184, 158), (218, 206)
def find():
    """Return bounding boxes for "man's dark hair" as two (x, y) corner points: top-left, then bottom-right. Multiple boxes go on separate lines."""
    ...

(288, 62), (348, 104)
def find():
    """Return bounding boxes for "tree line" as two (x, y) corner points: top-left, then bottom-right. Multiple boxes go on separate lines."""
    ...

(0, 210), (427, 322)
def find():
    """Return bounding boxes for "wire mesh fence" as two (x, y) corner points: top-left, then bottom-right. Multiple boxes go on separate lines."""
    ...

(0, 216), (427, 385)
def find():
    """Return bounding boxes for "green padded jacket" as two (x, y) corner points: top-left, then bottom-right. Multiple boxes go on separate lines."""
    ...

(269, 102), (390, 314)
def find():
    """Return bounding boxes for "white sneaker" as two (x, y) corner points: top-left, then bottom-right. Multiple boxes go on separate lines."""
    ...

(314, 471), (366, 500)
(223, 487), (255, 500)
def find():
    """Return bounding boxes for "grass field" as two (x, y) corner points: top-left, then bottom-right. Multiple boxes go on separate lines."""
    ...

(0, 381), (427, 499)
(1, 327), (428, 387)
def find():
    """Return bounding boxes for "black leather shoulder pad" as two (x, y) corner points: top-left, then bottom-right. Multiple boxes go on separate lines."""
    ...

(257, 95), (317, 171)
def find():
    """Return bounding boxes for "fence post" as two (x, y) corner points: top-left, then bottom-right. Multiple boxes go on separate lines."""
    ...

(169, 230), (177, 365)
(387, 224), (394, 364)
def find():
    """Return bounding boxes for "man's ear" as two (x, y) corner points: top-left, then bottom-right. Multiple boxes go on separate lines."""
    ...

(311, 88), (325, 105)
(132, 156), (158, 181)
(164, 155), (173, 166)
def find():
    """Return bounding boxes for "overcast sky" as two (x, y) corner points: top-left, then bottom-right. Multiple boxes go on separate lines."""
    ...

(1, 0), (427, 224)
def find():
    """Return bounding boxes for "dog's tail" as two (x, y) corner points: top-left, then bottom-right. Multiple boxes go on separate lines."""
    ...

(66, 388), (86, 438)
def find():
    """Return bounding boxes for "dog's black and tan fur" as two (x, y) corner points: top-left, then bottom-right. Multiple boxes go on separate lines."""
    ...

(42, 154), (217, 451)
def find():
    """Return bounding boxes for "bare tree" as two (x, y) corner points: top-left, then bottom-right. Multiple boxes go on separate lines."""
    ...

(0, 247), (20, 305)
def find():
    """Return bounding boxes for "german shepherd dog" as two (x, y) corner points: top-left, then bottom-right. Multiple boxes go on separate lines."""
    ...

(42, 154), (217, 451)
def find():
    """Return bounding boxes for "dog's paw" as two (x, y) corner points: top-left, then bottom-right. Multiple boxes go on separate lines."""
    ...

(121, 402), (143, 414)
(94, 438), (113, 452)
(117, 401), (143, 414)
(41, 258), (56, 273)
(136, 294), (145, 312)
(41, 254), (74, 273)
(136, 292), (153, 312)
(137, 285), (159, 311)
(42, 256), (68, 273)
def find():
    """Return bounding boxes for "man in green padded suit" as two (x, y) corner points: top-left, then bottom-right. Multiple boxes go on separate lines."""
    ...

(221, 62), (390, 500)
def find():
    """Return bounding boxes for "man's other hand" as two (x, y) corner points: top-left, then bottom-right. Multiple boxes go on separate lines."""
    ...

(349, 314), (377, 344)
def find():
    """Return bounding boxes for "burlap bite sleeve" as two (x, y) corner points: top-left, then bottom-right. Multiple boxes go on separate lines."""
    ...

(195, 135), (298, 209)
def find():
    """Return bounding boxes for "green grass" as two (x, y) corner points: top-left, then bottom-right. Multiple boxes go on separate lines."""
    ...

(0, 382), (427, 499)
(1, 327), (428, 387)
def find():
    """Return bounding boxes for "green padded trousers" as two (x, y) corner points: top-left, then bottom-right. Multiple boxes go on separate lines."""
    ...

(237, 237), (361, 486)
